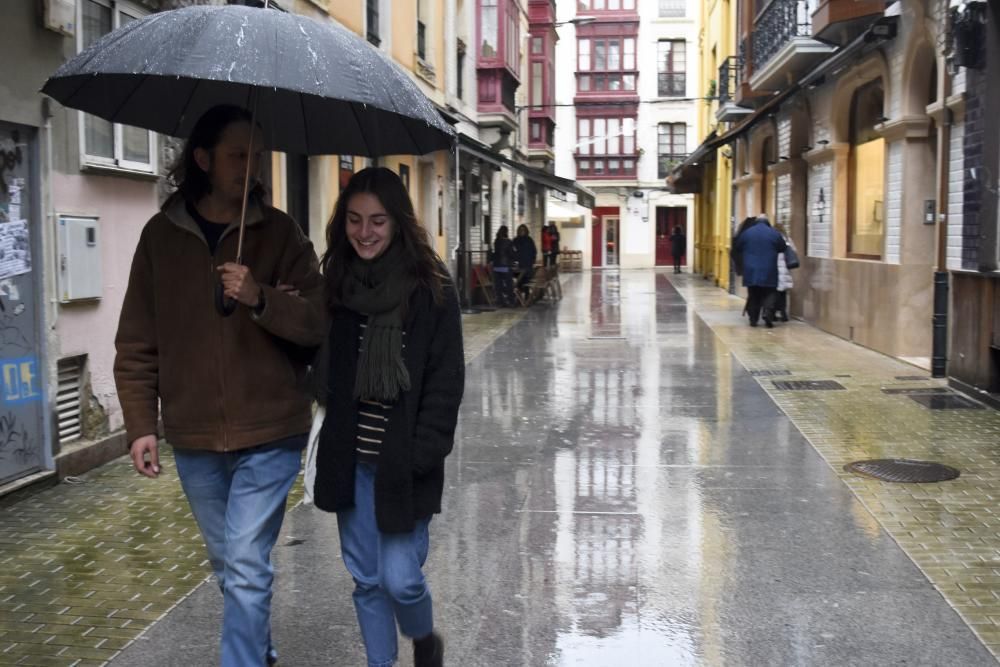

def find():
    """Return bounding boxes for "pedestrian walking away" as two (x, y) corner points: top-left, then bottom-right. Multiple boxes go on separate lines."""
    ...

(114, 105), (327, 667)
(542, 220), (561, 267)
(774, 222), (796, 322)
(312, 167), (465, 667)
(731, 214), (787, 328)
(670, 225), (686, 274)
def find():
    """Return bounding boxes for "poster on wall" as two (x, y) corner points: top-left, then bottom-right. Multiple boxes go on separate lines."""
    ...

(0, 220), (32, 280)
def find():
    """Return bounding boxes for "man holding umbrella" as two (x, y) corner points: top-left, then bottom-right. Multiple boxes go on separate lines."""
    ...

(114, 105), (325, 667)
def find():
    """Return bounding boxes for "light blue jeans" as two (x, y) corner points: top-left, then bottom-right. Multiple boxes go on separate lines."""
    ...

(174, 438), (303, 667)
(337, 463), (433, 667)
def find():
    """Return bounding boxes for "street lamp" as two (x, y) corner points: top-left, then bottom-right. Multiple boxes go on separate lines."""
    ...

(553, 17), (596, 28)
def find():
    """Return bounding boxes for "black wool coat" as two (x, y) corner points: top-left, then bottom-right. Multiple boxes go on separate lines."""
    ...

(312, 281), (465, 533)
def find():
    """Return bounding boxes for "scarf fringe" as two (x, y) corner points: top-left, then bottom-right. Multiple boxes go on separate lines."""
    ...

(354, 323), (411, 402)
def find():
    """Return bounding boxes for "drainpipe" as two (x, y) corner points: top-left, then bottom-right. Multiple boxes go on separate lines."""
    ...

(932, 55), (953, 378)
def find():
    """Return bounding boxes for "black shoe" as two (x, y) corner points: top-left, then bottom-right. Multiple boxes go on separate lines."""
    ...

(414, 631), (444, 667)
(749, 320), (758, 327)
(764, 319), (774, 328)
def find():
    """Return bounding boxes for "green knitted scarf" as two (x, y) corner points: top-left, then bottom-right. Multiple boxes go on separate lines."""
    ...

(340, 241), (413, 402)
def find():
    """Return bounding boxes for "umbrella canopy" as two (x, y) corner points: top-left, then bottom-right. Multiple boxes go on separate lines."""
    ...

(42, 4), (454, 156)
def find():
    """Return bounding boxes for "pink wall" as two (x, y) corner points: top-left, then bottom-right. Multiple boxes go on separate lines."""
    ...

(52, 172), (158, 432)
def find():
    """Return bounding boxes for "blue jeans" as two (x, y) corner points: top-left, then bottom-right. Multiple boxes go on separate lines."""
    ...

(337, 463), (433, 667)
(174, 439), (303, 667)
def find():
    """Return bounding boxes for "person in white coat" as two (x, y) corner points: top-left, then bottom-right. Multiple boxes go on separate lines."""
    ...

(775, 223), (795, 322)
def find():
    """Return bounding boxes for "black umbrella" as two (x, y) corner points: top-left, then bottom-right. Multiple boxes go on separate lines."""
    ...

(43, 3), (455, 314)
(42, 4), (455, 156)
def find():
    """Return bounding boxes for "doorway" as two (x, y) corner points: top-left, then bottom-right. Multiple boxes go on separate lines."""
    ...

(604, 216), (620, 267)
(655, 207), (687, 266)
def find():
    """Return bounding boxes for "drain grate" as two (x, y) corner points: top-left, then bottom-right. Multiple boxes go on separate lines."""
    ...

(750, 369), (792, 377)
(895, 375), (928, 381)
(772, 380), (845, 391)
(881, 387), (951, 395)
(844, 459), (960, 483)
(909, 394), (984, 410)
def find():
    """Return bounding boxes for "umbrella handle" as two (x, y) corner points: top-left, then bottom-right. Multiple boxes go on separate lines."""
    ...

(214, 282), (237, 317)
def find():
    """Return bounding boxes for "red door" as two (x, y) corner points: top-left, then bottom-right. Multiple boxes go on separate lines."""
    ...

(655, 208), (670, 266)
(592, 217), (603, 268)
(592, 207), (618, 268)
(656, 207), (687, 267)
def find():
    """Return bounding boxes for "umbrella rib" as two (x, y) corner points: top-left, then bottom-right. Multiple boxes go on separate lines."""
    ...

(349, 102), (374, 157)
(171, 77), (203, 137)
(299, 94), (309, 156)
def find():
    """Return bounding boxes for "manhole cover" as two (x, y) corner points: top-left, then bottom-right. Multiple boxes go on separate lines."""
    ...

(909, 394), (984, 410)
(844, 459), (960, 483)
(881, 387), (951, 395)
(772, 380), (845, 391)
(750, 369), (792, 377)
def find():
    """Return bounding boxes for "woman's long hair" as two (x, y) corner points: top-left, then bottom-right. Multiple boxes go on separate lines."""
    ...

(321, 167), (446, 307)
(164, 105), (265, 207)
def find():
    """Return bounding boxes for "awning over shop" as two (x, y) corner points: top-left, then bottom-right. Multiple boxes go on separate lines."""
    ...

(456, 134), (591, 206)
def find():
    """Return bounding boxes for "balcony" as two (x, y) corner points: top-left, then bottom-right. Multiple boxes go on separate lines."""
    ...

(812, 0), (886, 44)
(748, 0), (836, 93)
(716, 56), (752, 122)
(575, 154), (638, 180)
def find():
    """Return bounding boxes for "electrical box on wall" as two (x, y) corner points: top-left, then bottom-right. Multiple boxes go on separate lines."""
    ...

(58, 216), (102, 302)
(42, 0), (76, 37)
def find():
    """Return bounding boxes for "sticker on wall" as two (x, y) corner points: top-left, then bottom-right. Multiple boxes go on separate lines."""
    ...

(0, 221), (31, 280)
(1, 356), (40, 404)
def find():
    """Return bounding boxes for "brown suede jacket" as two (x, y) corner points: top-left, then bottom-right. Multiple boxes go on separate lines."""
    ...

(114, 197), (326, 452)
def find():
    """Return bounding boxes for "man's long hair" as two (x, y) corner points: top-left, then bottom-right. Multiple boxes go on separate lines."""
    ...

(321, 167), (447, 307)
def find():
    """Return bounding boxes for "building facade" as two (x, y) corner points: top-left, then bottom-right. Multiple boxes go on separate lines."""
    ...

(0, 0), (584, 490)
(675, 0), (971, 377)
(552, 0), (698, 271)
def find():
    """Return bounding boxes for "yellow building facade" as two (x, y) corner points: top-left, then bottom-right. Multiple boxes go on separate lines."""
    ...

(689, 0), (737, 291)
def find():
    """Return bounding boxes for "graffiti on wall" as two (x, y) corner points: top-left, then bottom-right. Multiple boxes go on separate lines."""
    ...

(0, 411), (36, 465)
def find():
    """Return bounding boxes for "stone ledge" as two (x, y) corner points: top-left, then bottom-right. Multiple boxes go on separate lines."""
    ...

(55, 430), (128, 479)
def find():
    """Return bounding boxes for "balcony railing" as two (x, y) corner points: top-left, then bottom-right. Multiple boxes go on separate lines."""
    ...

(717, 56), (740, 104)
(752, 0), (812, 72)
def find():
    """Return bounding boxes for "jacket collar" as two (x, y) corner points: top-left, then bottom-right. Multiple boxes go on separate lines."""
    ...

(162, 196), (267, 240)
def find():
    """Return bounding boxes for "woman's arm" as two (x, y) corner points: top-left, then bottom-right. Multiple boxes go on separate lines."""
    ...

(411, 283), (465, 474)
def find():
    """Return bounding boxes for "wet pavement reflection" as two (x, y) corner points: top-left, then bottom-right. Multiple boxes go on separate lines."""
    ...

(110, 270), (993, 666)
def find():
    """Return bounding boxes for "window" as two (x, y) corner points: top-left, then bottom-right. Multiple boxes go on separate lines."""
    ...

(657, 40), (686, 97)
(399, 163), (410, 191)
(659, 0), (685, 17)
(367, 0), (380, 46)
(577, 0), (636, 10)
(505, 1), (518, 71)
(576, 116), (637, 178)
(79, 0), (155, 173)
(531, 37), (543, 54)
(577, 37), (638, 93)
(457, 40), (466, 100)
(531, 63), (543, 110)
(657, 123), (686, 178)
(481, 0), (498, 58)
(417, 0), (428, 60)
(848, 80), (886, 259)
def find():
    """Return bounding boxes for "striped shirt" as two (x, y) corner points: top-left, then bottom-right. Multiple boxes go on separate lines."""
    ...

(354, 322), (405, 462)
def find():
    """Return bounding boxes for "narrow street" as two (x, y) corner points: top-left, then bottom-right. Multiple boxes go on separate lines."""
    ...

(4, 269), (997, 666)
